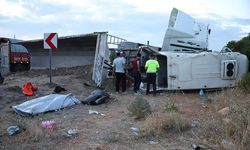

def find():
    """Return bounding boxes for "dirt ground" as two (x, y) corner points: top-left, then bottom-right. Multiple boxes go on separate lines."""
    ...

(0, 65), (225, 150)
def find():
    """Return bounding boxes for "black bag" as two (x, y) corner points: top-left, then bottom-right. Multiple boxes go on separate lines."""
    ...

(82, 89), (109, 105)
(53, 86), (66, 93)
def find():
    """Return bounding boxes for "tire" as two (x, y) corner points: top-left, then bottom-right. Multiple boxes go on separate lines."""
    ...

(10, 64), (16, 72)
(25, 64), (31, 71)
(15, 64), (25, 72)
(10, 63), (30, 72)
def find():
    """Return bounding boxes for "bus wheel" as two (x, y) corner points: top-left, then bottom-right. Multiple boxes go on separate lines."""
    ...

(10, 64), (16, 72)
(24, 64), (31, 71)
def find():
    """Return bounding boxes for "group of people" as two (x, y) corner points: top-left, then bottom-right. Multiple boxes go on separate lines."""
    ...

(112, 52), (159, 96)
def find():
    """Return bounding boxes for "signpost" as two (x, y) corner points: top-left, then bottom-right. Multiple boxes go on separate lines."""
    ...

(44, 33), (58, 85)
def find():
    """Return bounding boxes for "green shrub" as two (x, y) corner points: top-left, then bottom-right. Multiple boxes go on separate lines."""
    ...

(238, 73), (250, 92)
(103, 131), (121, 143)
(109, 51), (117, 64)
(127, 96), (151, 119)
(165, 100), (178, 112)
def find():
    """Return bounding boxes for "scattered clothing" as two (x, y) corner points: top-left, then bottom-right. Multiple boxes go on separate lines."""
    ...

(22, 82), (37, 96)
(53, 86), (67, 93)
(41, 120), (56, 129)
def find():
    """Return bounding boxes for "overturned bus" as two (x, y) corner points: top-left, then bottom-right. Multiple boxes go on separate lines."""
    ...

(156, 8), (248, 90)
(112, 8), (248, 90)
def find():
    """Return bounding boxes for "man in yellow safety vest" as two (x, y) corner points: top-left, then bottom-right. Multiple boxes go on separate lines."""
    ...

(145, 54), (159, 96)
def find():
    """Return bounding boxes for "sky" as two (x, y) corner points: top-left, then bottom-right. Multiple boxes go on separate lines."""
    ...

(0, 0), (250, 51)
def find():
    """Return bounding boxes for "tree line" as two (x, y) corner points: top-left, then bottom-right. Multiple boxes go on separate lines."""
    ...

(227, 33), (250, 59)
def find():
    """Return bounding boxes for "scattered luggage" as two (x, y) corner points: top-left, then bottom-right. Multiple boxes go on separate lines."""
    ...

(53, 86), (67, 94)
(82, 89), (109, 105)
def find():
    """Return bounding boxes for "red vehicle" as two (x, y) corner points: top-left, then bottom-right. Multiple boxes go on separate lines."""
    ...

(0, 38), (30, 72)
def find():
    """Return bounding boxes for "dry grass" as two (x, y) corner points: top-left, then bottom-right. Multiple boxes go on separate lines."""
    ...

(201, 88), (250, 149)
(17, 118), (44, 141)
(226, 94), (250, 148)
(102, 131), (122, 143)
(16, 118), (61, 142)
(199, 113), (226, 144)
(140, 112), (190, 137)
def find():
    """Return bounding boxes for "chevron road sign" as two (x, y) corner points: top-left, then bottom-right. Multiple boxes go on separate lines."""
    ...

(43, 33), (58, 85)
(44, 33), (58, 49)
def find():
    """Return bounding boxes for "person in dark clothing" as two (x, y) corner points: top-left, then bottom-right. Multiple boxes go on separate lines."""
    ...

(132, 53), (141, 93)
(112, 52), (126, 94)
(0, 73), (4, 84)
(145, 54), (160, 96)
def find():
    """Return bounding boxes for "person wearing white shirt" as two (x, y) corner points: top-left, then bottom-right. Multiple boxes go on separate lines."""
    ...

(112, 52), (126, 93)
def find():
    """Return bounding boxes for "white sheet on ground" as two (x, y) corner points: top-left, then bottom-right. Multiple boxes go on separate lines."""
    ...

(12, 93), (80, 115)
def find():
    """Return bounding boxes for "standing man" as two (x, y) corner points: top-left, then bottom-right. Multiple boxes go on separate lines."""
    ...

(0, 73), (4, 84)
(132, 53), (141, 94)
(145, 54), (159, 96)
(113, 52), (126, 94)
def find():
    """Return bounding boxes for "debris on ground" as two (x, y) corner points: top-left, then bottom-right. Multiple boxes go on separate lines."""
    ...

(22, 82), (37, 96)
(128, 127), (139, 136)
(220, 139), (236, 150)
(222, 118), (232, 124)
(41, 120), (56, 129)
(12, 93), (80, 116)
(199, 89), (204, 97)
(65, 129), (79, 137)
(191, 120), (199, 128)
(88, 110), (105, 116)
(191, 143), (210, 150)
(84, 82), (105, 90)
(82, 89), (109, 105)
(149, 140), (159, 145)
(84, 82), (95, 87)
(201, 103), (208, 109)
(53, 86), (67, 94)
(95, 145), (108, 150)
(191, 144), (202, 150)
(6, 126), (20, 136)
(218, 107), (229, 116)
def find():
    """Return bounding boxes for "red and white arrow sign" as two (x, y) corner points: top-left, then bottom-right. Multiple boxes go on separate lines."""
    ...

(44, 33), (58, 49)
